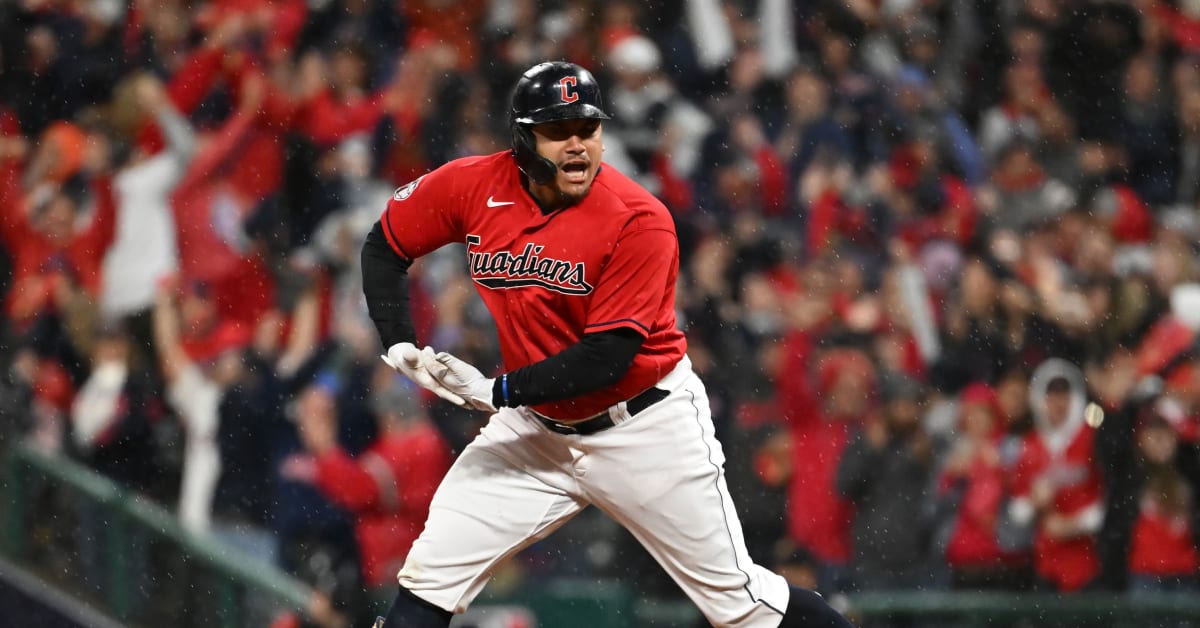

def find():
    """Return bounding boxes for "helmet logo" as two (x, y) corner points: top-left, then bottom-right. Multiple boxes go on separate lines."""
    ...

(558, 76), (579, 103)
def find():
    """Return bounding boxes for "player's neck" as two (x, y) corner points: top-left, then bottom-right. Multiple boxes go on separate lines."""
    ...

(525, 178), (573, 215)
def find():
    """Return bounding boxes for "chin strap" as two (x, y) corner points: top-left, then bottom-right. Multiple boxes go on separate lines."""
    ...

(510, 123), (557, 184)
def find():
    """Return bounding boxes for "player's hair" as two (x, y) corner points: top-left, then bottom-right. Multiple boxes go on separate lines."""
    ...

(509, 61), (610, 184)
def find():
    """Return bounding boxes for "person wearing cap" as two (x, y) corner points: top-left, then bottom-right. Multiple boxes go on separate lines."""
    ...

(603, 33), (712, 209)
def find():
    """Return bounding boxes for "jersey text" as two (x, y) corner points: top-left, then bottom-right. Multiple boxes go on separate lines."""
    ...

(466, 235), (593, 295)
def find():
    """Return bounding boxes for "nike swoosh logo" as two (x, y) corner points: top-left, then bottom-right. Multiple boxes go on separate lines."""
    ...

(487, 196), (515, 207)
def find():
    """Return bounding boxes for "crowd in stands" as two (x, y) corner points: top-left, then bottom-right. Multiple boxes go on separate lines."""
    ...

(2, 0), (1200, 626)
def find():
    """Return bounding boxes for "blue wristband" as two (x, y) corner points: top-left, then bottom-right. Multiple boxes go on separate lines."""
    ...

(501, 374), (510, 406)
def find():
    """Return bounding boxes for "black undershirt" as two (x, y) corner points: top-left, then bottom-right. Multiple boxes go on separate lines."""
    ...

(361, 221), (644, 409)
(361, 222), (417, 348)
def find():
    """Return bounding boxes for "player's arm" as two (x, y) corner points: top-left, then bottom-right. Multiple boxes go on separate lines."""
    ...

(494, 328), (643, 407)
(429, 328), (644, 413)
(362, 168), (462, 349)
(363, 169), (487, 406)
(361, 220), (417, 347)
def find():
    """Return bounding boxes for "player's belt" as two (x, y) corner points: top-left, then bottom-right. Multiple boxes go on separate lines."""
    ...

(534, 386), (670, 436)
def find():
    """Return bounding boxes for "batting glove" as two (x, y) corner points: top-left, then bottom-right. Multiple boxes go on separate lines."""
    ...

(428, 351), (497, 413)
(381, 343), (466, 407)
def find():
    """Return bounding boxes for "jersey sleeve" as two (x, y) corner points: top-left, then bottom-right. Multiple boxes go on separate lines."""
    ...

(379, 164), (465, 260)
(584, 225), (677, 337)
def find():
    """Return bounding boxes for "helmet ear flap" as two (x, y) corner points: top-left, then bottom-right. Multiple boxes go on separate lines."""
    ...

(510, 123), (557, 185)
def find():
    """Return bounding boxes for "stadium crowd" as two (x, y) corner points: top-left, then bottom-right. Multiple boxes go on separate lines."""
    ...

(2, 0), (1200, 625)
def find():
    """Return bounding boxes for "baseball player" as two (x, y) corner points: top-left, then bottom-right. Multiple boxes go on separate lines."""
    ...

(359, 61), (853, 628)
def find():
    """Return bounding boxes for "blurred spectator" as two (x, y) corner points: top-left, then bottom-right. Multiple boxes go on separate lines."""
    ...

(0, 158), (116, 330)
(773, 64), (853, 197)
(1126, 414), (1199, 593)
(1091, 348), (1200, 602)
(726, 423), (793, 566)
(68, 319), (170, 497)
(100, 73), (193, 327)
(935, 382), (1032, 591)
(978, 138), (1076, 235)
(772, 541), (822, 593)
(837, 373), (938, 597)
(152, 274), (252, 533)
(697, 112), (788, 220)
(933, 257), (1020, 388)
(785, 348), (875, 594)
(884, 65), (984, 187)
(1174, 85), (1200, 206)
(1119, 53), (1179, 206)
(296, 370), (451, 590)
(169, 71), (275, 328)
(977, 61), (1074, 165)
(1005, 359), (1105, 593)
(603, 33), (709, 208)
(402, 1), (485, 70)
(1044, 0), (1142, 142)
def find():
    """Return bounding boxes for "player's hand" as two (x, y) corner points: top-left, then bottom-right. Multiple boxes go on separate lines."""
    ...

(382, 343), (467, 406)
(428, 351), (497, 413)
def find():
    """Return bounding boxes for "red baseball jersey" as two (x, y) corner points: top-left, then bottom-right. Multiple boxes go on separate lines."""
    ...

(379, 151), (687, 420)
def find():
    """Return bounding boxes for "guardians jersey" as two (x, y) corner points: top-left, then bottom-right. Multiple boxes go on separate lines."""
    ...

(379, 151), (686, 420)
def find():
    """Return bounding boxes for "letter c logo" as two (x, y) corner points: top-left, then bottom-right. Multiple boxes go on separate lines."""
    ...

(558, 76), (579, 103)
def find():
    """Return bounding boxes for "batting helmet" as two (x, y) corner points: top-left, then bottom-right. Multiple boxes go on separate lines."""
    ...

(509, 61), (610, 184)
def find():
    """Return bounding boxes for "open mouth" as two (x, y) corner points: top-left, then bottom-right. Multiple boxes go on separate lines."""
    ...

(560, 161), (589, 183)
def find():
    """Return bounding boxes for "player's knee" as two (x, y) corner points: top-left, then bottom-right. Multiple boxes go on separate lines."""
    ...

(779, 586), (854, 628)
(380, 585), (452, 628)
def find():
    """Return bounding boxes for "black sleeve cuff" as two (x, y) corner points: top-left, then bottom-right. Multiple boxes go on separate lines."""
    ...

(492, 377), (506, 409)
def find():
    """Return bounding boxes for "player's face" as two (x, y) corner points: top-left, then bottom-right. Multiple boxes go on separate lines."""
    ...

(530, 118), (603, 206)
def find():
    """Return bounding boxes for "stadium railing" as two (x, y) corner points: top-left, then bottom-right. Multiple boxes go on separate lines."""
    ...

(848, 590), (1200, 626)
(6, 436), (1200, 628)
(1, 440), (316, 628)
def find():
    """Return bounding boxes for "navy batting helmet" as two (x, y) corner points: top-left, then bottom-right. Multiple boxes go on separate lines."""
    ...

(509, 61), (610, 184)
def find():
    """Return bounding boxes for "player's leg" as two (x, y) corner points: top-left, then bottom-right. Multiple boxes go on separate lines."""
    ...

(581, 360), (852, 627)
(383, 406), (587, 623)
(780, 587), (853, 628)
(378, 584), (453, 627)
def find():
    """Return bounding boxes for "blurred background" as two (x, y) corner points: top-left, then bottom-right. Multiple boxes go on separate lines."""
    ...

(1, 0), (1200, 626)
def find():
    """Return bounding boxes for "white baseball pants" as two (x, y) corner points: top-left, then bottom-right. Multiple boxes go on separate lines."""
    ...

(397, 356), (790, 627)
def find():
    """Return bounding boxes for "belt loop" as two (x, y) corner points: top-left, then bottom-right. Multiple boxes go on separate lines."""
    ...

(610, 400), (630, 426)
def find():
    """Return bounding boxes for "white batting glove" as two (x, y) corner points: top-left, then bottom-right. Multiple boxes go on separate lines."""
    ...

(427, 351), (497, 413)
(381, 343), (466, 407)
